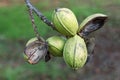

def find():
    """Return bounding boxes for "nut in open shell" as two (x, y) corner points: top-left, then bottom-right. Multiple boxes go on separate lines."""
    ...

(24, 37), (47, 64)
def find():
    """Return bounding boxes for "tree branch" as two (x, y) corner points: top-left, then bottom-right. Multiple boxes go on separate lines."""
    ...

(25, 0), (55, 29)
(28, 8), (43, 42)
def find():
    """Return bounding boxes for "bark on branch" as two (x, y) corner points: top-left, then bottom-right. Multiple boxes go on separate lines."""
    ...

(25, 0), (55, 29)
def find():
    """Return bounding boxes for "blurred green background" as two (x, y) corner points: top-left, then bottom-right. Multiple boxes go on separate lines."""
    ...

(0, 0), (120, 80)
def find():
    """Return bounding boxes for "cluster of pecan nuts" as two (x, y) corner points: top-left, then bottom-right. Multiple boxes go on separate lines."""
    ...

(24, 0), (107, 70)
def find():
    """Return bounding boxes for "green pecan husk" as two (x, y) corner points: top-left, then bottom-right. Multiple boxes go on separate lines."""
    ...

(63, 35), (87, 70)
(47, 36), (66, 57)
(52, 8), (78, 36)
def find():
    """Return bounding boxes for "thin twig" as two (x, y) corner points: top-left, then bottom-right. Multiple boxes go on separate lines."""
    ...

(25, 0), (55, 29)
(28, 9), (49, 47)
(28, 8), (42, 41)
